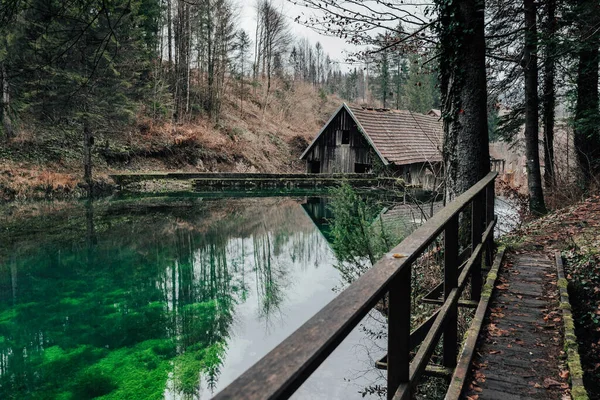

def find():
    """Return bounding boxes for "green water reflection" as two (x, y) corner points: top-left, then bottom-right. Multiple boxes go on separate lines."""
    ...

(0, 197), (346, 399)
(0, 193), (423, 399)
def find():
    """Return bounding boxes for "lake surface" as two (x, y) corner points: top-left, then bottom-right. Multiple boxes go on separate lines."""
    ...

(0, 193), (516, 400)
(0, 196), (400, 400)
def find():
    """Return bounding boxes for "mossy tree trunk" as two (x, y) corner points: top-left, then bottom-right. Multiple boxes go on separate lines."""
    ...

(523, 0), (547, 215)
(438, 0), (490, 201)
(542, 0), (557, 189)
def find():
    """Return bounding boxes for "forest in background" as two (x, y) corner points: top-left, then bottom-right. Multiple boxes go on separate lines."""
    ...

(0, 0), (441, 201)
(2, 0), (599, 212)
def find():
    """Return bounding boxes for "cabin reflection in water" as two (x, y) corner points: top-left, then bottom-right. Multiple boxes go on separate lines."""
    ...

(301, 195), (443, 246)
(0, 195), (447, 400)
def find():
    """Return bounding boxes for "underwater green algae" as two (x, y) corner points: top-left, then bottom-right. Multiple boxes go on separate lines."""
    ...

(0, 200), (241, 399)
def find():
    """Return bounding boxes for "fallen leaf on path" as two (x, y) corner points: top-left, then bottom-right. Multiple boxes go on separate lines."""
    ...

(487, 323), (509, 337)
(559, 370), (569, 379)
(475, 371), (486, 383)
(543, 378), (567, 389)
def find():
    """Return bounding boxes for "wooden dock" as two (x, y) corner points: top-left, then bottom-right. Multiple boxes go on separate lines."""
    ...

(462, 252), (566, 400)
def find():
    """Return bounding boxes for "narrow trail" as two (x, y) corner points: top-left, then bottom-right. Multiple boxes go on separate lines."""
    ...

(462, 252), (568, 400)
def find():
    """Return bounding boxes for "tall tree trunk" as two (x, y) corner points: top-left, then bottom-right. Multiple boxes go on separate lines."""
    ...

(167, 0), (173, 71)
(185, 3), (191, 116)
(1, 63), (15, 140)
(253, 5), (260, 92)
(241, 53), (244, 117)
(206, 1), (215, 116)
(83, 121), (93, 198)
(542, 0), (556, 189)
(522, 0), (546, 214)
(574, 0), (600, 188)
(439, 0), (490, 200)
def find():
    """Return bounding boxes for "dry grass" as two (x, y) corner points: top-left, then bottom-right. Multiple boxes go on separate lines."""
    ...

(0, 163), (80, 201)
(1, 79), (342, 199)
(122, 79), (340, 173)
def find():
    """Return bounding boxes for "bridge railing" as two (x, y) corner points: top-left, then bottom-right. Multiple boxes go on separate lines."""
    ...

(214, 172), (498, 400)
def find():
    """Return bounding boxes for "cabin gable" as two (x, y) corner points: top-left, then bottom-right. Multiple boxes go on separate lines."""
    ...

(302, 106), (376, 174)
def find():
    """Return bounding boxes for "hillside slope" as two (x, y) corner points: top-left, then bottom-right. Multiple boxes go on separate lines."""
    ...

(0, 81), (341, 201)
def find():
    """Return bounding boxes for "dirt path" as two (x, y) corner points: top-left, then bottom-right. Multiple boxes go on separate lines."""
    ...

(462, 252), (569, 400)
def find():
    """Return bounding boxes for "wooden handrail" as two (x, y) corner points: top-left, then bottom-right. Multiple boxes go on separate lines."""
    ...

(213, 172), (498, 400)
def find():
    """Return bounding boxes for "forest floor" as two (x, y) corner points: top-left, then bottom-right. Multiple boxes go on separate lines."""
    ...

(465, 194), (600, 400)
(0, 81), (340, 202)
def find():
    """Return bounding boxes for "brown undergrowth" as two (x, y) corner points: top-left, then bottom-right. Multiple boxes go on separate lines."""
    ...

(0, 80), (340, 202)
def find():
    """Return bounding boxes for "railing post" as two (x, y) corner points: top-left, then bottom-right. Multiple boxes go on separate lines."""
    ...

(471, 192), (484, 301)
(443, 215), (459, 368)
(485, 181), (495, 268)
(388, 265), (411, 400)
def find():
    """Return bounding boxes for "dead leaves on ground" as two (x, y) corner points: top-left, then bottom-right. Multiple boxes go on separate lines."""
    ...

(543, 377), (569, 390)
(487, 323), (510, 337)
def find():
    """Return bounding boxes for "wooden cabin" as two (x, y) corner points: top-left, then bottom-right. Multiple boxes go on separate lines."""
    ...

(300, 103), (443, 187)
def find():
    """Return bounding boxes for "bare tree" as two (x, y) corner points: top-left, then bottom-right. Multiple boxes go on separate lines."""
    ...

(256, 0), (291, 110)
(234, 30), (252, 117)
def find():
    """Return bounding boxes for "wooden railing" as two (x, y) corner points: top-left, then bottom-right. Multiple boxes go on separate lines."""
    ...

(214, 172), (498, 400)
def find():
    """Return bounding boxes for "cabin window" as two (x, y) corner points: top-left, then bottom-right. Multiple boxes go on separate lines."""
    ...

(354, 163), (370, 173)
(308, 161), (320, 173)
(341, 130), (350, 144)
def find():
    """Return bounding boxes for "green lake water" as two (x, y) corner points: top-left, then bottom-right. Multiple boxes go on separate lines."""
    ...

(0, 195), (412, 399)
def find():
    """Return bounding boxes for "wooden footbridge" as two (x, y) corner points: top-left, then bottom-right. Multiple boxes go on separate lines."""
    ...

(213, 171), (568, 399)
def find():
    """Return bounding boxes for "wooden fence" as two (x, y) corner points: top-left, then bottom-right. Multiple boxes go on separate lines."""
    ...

(214, 172), (499, 400)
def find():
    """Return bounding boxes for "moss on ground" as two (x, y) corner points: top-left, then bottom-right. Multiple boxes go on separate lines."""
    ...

(558, 278), (568, 289)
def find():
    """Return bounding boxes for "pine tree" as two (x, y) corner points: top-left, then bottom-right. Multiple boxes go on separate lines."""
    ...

(372, 36), (391, 108)
(404, 54), (437, 114)
(4, 0), (159, 194)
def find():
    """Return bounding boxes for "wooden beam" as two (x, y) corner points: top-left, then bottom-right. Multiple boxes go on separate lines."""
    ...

(444, 248), (506, 400)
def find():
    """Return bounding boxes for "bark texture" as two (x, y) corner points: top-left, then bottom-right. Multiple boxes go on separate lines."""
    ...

(440, 0), (490, 200)
(574, 0), (600, 188)
(542, 0), (556, 189)
(522, 0), (546, 214)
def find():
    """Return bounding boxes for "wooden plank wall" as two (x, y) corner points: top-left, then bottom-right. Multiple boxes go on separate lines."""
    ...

(304, 108), (371, 173)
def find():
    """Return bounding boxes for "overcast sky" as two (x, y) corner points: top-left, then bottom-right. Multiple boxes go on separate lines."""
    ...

(237, 0), (363, 71)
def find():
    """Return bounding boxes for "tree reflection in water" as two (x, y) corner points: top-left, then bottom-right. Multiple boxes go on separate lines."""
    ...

(303, 185), (446, 399)
(0, 197), (332, 399)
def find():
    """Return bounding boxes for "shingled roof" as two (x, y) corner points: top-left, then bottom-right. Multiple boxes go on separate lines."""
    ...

(301, 103), (443, 166)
